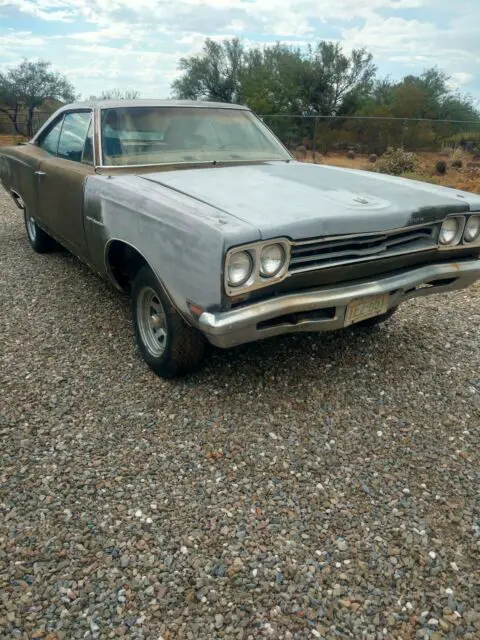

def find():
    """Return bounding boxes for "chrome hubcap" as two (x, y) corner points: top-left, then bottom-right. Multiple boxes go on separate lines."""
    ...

(26, 214), (37, 241)
(136, 286), (167, 357)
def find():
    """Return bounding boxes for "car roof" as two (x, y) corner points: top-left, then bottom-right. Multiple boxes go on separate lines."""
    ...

(62, 99), (249, 110)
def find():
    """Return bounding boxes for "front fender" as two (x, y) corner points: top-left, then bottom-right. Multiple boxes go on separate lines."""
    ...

(83, 174), (259, 315)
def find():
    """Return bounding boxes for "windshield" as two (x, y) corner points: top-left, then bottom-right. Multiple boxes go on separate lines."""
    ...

(100, 106), (290, 166)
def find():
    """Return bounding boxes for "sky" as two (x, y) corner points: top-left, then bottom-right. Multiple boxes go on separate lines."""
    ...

(0, 0), (479, 104)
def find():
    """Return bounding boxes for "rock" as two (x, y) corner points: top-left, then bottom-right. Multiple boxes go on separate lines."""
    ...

(464, 610), (480, 625)
(336, 538), (348, 552)
(439, 619), (449, 631)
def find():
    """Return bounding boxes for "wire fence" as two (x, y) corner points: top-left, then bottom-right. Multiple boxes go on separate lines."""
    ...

(2, 110), (480, 157)
(0, 111), (52, 138)
(260, 114), (480, 157)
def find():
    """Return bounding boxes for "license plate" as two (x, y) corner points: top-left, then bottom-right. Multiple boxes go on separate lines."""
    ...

(344, 294), (389, 327)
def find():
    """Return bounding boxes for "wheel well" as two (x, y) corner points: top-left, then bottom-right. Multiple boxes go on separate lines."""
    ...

(106, 241), (148, 291)
(10, 190), (25, 210)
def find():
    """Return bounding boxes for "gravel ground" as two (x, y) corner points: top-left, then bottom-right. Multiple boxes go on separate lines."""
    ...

(1, 185), (479, 640)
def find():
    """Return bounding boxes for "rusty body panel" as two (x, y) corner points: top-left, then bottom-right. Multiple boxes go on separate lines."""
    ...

(1, 99), (480, 351)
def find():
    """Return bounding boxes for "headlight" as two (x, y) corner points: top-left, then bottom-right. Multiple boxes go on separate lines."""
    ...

(226, 251), (253, 287)
(463, 215), (480, 243)
(260, 243), (286, 277)
(439, 218), (460, 245)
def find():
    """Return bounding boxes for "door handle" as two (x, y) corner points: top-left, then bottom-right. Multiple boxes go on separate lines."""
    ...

(35, 170), (46, 176)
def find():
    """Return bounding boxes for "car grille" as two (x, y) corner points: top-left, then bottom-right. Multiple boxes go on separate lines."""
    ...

(289, 224), (439, 274)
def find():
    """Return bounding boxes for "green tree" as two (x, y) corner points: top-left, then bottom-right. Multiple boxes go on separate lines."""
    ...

(355, 69), (479, 152)
(172, 38), (244, 103)
(301, 42), (375, 116)
(242, 44), (306, 115)
(172, 38), (376, 117)
(0, 59), (76, 135)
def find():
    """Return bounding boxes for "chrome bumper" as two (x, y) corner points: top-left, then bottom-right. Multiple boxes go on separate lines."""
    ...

(199, 260), (480, 349)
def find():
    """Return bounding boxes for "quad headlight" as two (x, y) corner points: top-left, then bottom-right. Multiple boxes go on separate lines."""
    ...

(260, 243), (286, 277)
(225, 239), (290, 293)
(439, 214), (480, 249)
(463, 215), (480, 244)
(439, 217), (461, 245)
(226, 250), (254, 287)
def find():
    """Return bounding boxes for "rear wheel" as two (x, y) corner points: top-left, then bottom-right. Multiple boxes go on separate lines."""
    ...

(131, 266), (205, 378)
(24, 208), (56, 253)
(351, 306), (398, 329)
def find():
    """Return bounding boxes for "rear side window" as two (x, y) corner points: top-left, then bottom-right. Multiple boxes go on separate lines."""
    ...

(57, 112), (92, 163)
(38, 118), (64, 155)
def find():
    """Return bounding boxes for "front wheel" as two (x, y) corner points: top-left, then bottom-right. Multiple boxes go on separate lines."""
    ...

(24, 209), (56, 253)
(131, 266), (205, 378)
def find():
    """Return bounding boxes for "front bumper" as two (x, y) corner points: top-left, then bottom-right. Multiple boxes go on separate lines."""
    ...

(198, 259), (480, 348)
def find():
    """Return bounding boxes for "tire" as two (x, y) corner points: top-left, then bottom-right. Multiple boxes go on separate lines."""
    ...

(351, 306), (398, 329)
(24, 208), (56, 253)
(131, 266), (205, 378)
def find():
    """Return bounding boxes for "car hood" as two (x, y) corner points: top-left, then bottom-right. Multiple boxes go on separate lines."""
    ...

(140, 161), (480, 240)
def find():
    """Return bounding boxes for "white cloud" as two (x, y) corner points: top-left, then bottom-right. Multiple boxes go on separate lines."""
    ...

(0, 30), (46, 46)
(1, 0), (75, 21)
(449, 72), (474, 88)
(64, 24), (149, 43)
(0, 0), (479, 99)
(342, 14), (480, 89)
(0, 0), (435, 34)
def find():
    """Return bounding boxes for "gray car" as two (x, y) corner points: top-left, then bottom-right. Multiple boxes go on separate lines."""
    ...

(1, 99), (480, 377)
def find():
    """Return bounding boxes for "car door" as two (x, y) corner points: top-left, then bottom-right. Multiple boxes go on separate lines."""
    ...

(37, 110), (94, 260)
(4, 118), (64, 219)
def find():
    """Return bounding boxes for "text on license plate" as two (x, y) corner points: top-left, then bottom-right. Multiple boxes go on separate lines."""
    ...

(344, 294), (389, 327)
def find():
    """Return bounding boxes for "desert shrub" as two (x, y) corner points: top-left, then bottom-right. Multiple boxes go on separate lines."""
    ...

(347, 149), (355, 159)
(368, 154), (377, 163)
(376, 147), (418, 176)
(436, 160), (447, 175)
(452, 158), (463, 169)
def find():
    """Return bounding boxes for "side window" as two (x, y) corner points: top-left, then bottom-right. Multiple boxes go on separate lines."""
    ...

(57, 112), (92, 163)
(38, 117), (64, 155)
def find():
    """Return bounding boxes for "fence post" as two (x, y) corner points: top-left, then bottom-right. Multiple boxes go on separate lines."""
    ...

(312, 117), (318, 164)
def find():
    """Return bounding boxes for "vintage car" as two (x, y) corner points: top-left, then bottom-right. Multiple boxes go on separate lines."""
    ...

(1, 100), (480, 377)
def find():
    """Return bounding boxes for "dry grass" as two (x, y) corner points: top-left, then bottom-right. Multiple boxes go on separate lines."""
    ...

(0, 134), (27, 147)
(0, 135), (15, 147)
(300, 150), (480, 194)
